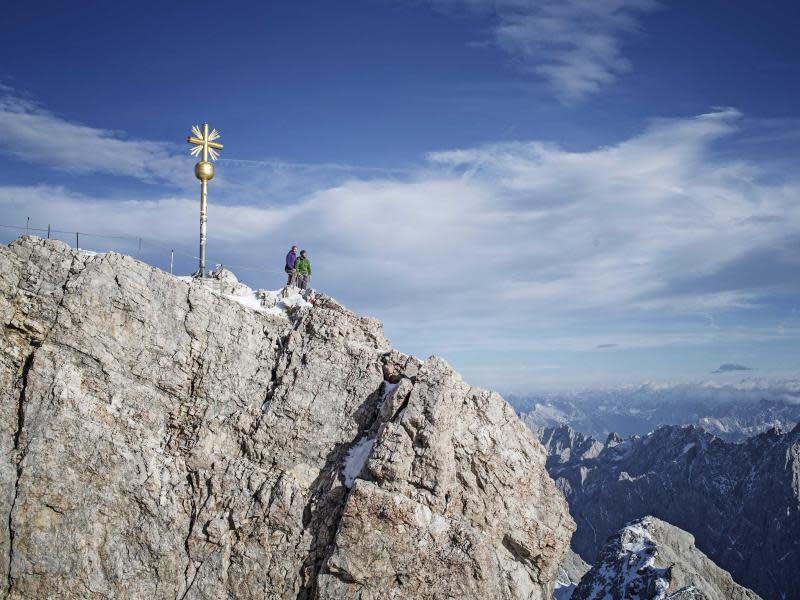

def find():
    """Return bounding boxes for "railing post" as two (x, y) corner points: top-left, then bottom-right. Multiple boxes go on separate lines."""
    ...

(26, 217), (29, 234)
(170, 249), (174, 274)
(76, 231), (79, 249)
(47, 224), (51, 239)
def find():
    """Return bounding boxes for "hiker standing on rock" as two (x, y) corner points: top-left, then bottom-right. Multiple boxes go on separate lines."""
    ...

(295, 250), (311, 290)
(285, 245), (298, 287)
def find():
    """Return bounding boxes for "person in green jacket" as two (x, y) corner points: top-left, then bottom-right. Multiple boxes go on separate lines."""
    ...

(295, 250), (311, 290)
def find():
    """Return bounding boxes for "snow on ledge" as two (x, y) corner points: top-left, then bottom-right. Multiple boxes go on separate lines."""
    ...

(227, 287), (312, 318)
(343, 436), (376, 488)
(178, 273), (312, 318)
(381, 381), (399, 402)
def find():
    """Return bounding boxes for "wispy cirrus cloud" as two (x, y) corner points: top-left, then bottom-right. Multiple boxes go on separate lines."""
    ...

(425, 0), (661, 102)
(0, 87), (402, 201)
(0, 87), (191, 184)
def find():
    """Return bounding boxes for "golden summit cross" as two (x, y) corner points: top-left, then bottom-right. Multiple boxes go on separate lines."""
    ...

(188, 123), (223, 162)
(187, 123), (224, 277)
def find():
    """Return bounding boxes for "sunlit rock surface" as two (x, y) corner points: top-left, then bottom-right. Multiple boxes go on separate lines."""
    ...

(0, 236), (574, 599)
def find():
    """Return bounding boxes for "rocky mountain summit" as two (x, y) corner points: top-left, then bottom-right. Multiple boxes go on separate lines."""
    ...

(0, 237), (574, 599)
(539, 424), (800, 600)
(572, 517), (761, 600)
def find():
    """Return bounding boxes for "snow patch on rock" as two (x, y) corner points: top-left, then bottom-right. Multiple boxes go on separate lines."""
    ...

(343, 436), (375, 488)
(575, 517), (670, 600)
(180, 268), (312, 318)
(381, 381), (399, 401)
(573, 516), (762, 600)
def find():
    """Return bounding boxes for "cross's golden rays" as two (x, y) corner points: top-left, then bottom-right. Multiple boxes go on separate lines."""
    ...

(187, 123), (223, 162)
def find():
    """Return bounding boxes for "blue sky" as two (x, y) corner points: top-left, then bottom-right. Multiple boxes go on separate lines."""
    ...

(2, 0), (799, 391)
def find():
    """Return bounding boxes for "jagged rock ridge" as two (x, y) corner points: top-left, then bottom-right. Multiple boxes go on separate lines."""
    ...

(572, 517), (761, 600)
(0, 237), (574, 599)
(539, 424), (800, 600)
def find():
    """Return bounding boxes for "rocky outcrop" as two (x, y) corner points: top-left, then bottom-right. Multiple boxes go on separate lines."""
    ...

(317, 355), (574, 599)
(538, 425), (604, 467)
(553, 549), (590, 600)
(538, 424), (800, 600)
(572, 517), (761, 600)
(0, 237), (574, 599)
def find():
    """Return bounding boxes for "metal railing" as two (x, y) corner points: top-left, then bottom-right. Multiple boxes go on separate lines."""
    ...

(0, 221), (287, 280)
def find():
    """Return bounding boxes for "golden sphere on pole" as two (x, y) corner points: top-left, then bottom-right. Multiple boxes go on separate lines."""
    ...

(195, 161), (215, 181)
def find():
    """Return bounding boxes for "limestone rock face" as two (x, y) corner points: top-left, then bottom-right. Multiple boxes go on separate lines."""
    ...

(318, 357), (573, 599)
(572, 517), (761, 600)
(0, 237), (574, 599)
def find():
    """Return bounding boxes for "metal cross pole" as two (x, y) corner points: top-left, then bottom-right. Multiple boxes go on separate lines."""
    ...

(187, 123), (223, 278)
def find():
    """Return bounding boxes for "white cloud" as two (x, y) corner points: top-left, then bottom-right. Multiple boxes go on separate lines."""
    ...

(2, 107), (800, 388)
(426, 0), (661, 102)
(0, 87), (409, 202)
(0, 89), (192, 184)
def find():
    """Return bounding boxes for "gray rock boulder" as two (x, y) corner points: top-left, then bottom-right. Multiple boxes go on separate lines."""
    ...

(209, 264), (252, 296)
(0, 237), (574, 599)
(572, 517), (761, 600)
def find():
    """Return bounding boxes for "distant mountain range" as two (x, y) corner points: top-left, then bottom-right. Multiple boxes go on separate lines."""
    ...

(538, 423), (800, 600)
(508, 381), (800, 441)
